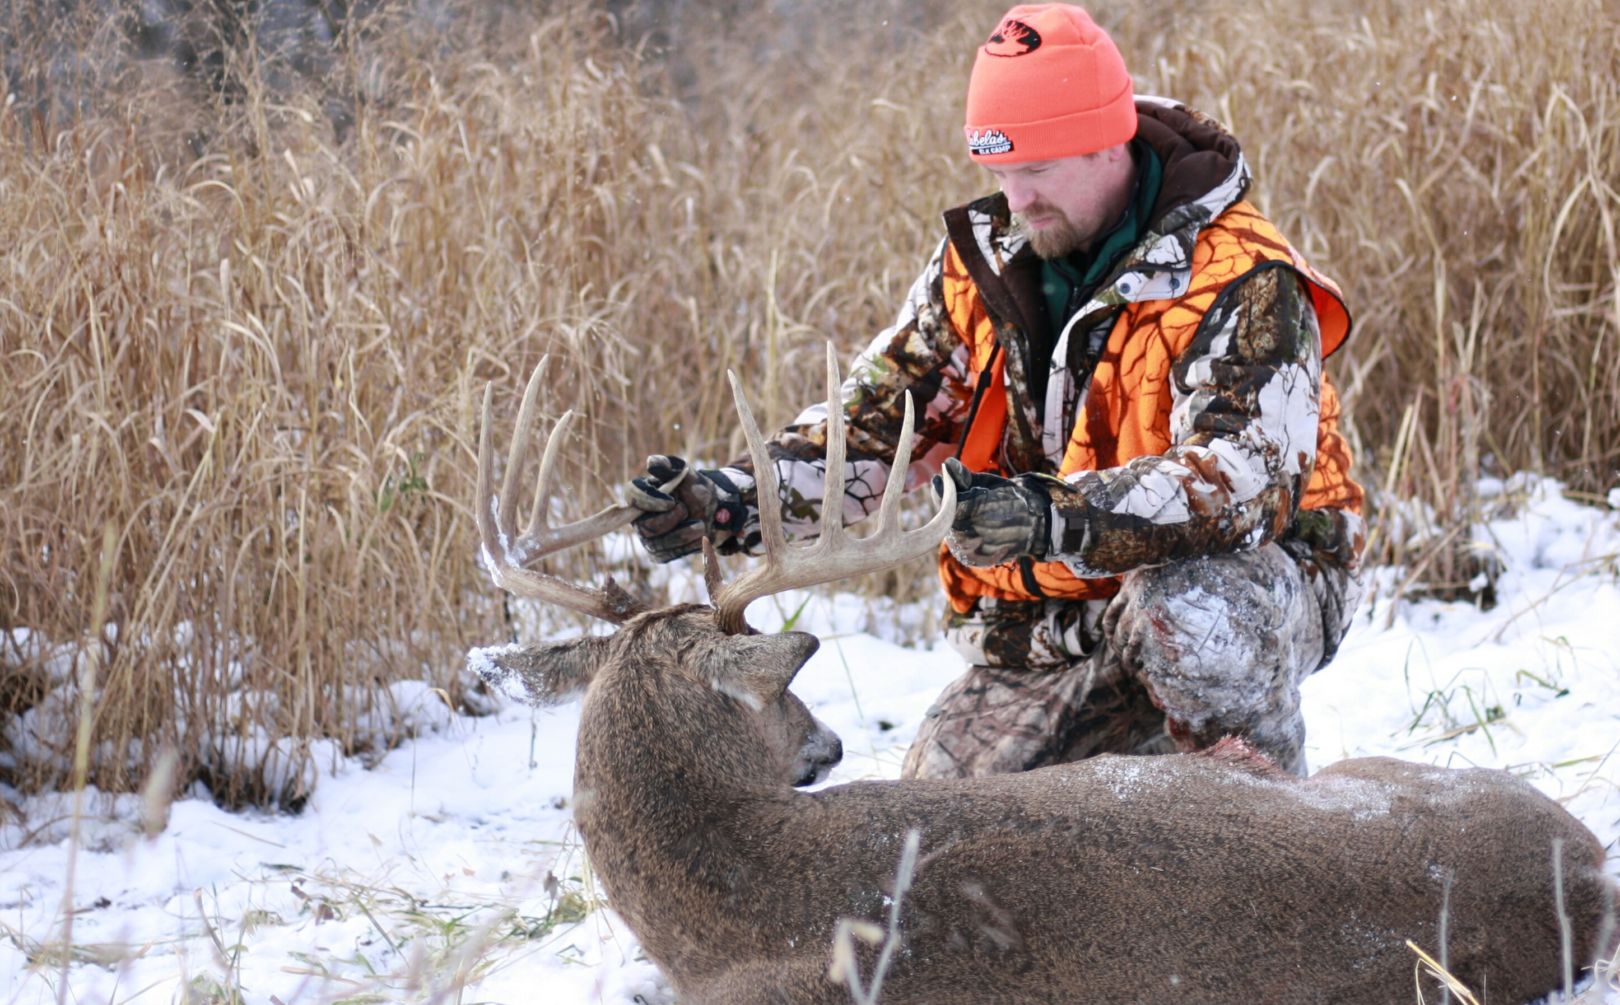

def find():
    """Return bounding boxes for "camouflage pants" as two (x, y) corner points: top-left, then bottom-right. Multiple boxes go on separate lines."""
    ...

(901, 543), (1361, 780)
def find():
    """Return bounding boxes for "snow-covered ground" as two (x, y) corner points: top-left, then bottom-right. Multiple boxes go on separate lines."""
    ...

(3, 475), (1617, 1004)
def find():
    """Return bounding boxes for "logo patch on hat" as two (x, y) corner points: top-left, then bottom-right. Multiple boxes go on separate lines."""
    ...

(967, 128), (1014, 156)
(985, 17), (1041, 57)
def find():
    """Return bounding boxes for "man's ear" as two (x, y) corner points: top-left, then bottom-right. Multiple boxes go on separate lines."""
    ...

(468, 637), (610, 706)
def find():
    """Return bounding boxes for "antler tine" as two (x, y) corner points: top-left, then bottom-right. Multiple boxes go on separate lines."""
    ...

(737, 370), (786, 569)
(877, 384), (937, 534)
(477, 362), (643, 624)
(819, 343), (849, 551)
(499, 353), (549, 538)
(712, 343), (957, 634)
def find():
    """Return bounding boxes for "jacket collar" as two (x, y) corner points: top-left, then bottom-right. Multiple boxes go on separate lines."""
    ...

(941, 98), (1255, 468)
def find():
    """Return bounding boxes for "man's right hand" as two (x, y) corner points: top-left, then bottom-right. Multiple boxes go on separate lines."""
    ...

(934, 457), (1054, 568)
(626, 455), (749, 563)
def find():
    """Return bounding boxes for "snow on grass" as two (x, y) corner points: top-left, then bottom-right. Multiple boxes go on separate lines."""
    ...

(2, 476), (1617, 1004)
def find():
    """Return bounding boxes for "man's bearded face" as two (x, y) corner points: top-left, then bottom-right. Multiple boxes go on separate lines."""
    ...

(985, 147), (1135, 261)
(1013, 200), (1092, 259)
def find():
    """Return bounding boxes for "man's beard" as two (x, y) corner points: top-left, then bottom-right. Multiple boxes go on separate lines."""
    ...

(1014, 205), (1091, 260)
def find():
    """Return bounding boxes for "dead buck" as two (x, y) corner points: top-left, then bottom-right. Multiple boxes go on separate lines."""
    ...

(471, 347), (1618, 1005)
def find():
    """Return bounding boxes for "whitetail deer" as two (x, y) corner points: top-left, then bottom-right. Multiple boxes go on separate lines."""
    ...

(471, 347), (1618, 1005)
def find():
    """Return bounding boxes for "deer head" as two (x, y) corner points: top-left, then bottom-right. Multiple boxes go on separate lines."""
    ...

(469, 344), (954, 788)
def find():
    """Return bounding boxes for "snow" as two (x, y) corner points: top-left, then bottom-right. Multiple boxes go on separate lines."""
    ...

(2, 475), (1617, 1004)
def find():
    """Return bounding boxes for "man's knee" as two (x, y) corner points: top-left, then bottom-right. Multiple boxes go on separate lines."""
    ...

(1103, 544), (1322, 771)
(1114, 546), (1319, 677)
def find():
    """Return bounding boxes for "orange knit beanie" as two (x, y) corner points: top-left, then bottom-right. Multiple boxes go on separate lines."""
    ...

(963, 4), (1137, 163)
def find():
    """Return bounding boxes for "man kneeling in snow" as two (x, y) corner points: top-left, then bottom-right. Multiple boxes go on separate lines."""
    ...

(626, 3), (1365, 779)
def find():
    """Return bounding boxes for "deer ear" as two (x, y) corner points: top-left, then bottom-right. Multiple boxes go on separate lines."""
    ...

(717, 631), (820, 706)
(468, 637), (610, 707)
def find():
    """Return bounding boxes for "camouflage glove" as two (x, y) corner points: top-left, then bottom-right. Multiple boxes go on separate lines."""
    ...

(934, 457), (1054, 568)
(626, 455), (753, 563)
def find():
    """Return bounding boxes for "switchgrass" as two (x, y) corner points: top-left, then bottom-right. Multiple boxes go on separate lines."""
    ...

(1, 0), (1616, 805)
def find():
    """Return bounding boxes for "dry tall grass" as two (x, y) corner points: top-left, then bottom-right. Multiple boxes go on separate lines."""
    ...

(1, 0), (1615, 807)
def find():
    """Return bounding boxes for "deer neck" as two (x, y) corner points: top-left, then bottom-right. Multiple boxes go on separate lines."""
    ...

(571, 672), (804, 975)
(573, 669), (797, 855)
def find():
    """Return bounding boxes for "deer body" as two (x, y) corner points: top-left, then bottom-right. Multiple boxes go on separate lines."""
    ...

(487, 606), (1617, 1005)
(474, 352), (1616, 1004)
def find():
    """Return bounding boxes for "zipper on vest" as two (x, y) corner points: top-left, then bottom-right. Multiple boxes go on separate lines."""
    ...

(953, 342), (1003, 463)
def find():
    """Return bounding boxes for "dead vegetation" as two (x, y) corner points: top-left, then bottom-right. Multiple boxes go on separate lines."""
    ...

(0, 0), (1615, 806)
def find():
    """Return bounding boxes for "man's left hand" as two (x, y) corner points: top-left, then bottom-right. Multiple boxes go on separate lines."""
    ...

(933, 458), (1054, 567)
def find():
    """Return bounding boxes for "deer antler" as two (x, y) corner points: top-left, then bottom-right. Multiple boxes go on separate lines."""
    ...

(477, 357), (645, 623)
(711, 342), (957, 634)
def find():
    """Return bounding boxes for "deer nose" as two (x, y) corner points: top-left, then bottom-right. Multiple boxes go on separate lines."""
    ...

(794, 718), (844, 787)
(815, 725), (843, 771)
(796, 735), (842, 787)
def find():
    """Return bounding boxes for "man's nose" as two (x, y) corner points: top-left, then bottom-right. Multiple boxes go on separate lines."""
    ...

(1000, 177), (1035, 214)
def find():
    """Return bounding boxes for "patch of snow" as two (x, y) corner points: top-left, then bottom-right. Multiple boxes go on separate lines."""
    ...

(0, 474), (1615, 1004)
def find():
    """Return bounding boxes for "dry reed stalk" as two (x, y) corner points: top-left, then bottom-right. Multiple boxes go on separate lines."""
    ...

(0, 0), (1615, 806)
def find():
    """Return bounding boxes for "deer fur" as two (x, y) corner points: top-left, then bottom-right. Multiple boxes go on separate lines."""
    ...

(478, 605), (1619, 1005)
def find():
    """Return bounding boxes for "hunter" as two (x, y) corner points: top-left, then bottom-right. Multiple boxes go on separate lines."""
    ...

(626, 2), (1365, 779)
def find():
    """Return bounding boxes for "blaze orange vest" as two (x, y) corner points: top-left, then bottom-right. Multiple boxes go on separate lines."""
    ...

(939, 201), (1362, 613)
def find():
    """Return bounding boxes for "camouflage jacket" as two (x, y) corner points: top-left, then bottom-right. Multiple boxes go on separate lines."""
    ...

(713, 98), (1365, 605)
